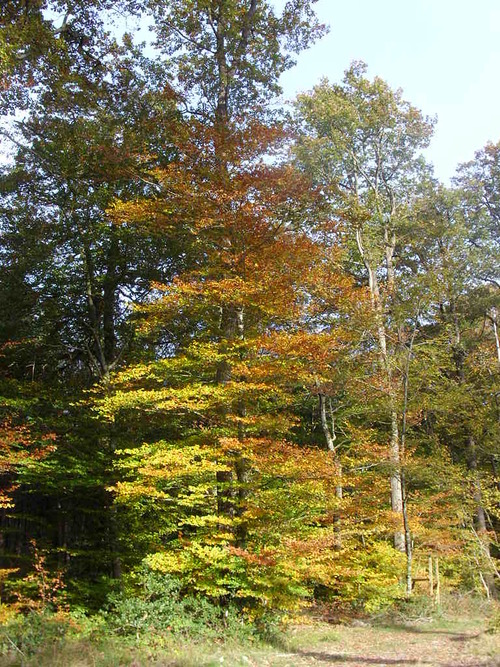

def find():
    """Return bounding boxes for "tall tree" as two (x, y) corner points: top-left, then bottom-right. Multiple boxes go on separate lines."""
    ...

(293, 62), (435, 552)
(0, 18), (191, 598)
(89, 0), (343, 613)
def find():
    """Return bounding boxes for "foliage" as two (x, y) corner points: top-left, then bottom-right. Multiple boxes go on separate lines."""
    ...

(105, 567), (254, 640)
(0, 0), (498, 637)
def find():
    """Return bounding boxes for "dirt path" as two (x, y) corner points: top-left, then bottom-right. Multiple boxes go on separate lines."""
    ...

(261, 624), (500, 667)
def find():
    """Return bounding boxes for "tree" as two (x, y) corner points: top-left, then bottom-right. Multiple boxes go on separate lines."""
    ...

(0, 18), (193, 599)
(96, 115), (343, 612)
(142, 0), (326, 123)
(293, 62), (435, 552)
(405, 183), (500, 597)
(88, 1), (336, 613)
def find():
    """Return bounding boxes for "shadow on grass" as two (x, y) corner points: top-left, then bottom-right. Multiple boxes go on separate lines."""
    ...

(374, 622), (484, 641)
(295, 650), (495, 666)
(295, 651), (425, 664)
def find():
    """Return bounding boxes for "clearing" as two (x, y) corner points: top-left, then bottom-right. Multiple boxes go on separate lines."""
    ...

(252, 621), (500, 667)
(1, 607), (499, 666)
(177, 613), (500, 667)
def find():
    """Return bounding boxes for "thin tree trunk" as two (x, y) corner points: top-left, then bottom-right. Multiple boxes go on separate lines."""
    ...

(435, 557), (441, 606)
(401, 313), (419, 592)
(490, 307), (500, 365)
(402, 478), (412, 596)
(318, 392), (342, 549)
(355, 226), (405, 551)
(102, 233), (119, 364)
(389, 409), (405, 551)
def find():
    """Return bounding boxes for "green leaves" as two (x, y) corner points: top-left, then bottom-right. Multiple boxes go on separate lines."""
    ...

(145, 0), (326, 120)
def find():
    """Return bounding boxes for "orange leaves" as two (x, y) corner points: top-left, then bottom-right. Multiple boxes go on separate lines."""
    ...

(259, 330), (346, 369)
(0, 419), (57, 464)
(98, 112), (389, 612)
(228, 546), (277, 567)
(240, 438), (338, 483)
(0, 418), (57, 507)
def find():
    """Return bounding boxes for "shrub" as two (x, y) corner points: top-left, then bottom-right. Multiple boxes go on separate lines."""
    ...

(105, 567), (254, 642)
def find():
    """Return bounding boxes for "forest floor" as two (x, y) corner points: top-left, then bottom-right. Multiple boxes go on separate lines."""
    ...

(163, 613), (500, 667)
(243, 620), (500, 667)
(1, 603), (499, 666)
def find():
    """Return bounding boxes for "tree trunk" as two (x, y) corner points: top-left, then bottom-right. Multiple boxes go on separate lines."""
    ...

(318, 393), (342, 549)
(355, 226), (405, 551)
(402, 473), (412, 595)
(490, 307), (500, 365)
(102, 232), (119, 364)
(215, 305), (246, 539)
(390, 409), (405, 551)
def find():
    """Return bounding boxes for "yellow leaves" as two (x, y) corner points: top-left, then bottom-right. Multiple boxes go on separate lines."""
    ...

(112, 481), (169, 501)
(95, 382), (228, 420)
(145, 551), (183, 575)
(250, 439), (334, 479)
(146, 542), (234, 583)
(130, 441), (223, 481)
(179, 514), (232, 529)
(0, 490), (16, 509)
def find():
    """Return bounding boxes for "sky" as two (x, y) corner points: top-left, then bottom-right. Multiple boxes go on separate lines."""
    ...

(275, 0), (500, 184)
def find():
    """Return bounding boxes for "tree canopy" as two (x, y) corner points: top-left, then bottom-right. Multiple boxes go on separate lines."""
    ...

(0, 0), (498, 629)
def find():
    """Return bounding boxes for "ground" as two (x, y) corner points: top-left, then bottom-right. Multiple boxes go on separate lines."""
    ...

(1, 603), (499, 666)
(251, 622), (500, 667)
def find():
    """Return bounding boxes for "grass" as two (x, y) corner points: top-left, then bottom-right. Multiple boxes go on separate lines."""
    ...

(371, 590), (496, 629)
(0, 617), (340, 666)
(0, 593), (498, 666)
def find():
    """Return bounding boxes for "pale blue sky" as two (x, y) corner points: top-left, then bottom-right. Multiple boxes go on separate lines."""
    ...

(277, 0), (500, 183)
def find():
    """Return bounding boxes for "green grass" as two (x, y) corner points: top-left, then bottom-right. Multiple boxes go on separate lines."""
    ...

(1, 593), (497, 667)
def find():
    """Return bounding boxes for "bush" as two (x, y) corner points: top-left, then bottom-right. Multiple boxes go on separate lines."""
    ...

(0, 610), (75, 658)
(105, 567), (254, 642)
(338, 542), (406, 613)
(0, 569), (283, 664)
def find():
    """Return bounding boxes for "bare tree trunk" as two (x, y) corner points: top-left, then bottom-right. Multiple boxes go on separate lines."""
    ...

(389, 409), (405, 551)
(435, 557), (441, 606)
(102, 233), (119, 364)
(318, 392), (342, 549)
(489, 307), (500, 365)
(356, 226), (405, 551)
(401, 314), (419, 591)
(402, 478), (412, 596)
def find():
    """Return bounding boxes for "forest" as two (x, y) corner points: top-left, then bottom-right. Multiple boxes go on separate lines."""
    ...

(0, 0), (499, 663)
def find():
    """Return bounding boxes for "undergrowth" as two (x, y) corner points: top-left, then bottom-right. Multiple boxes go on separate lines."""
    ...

(0, 570), (277, 666)
(0, 574), (497, 667)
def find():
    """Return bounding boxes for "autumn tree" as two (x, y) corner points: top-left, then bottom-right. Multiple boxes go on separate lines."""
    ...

(406, 179), (500, 598)
(85, 0), (362, 613)
(293, 62), (435, 553)
(451, 143), (500, 596)
(0, 9), (192, 599)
